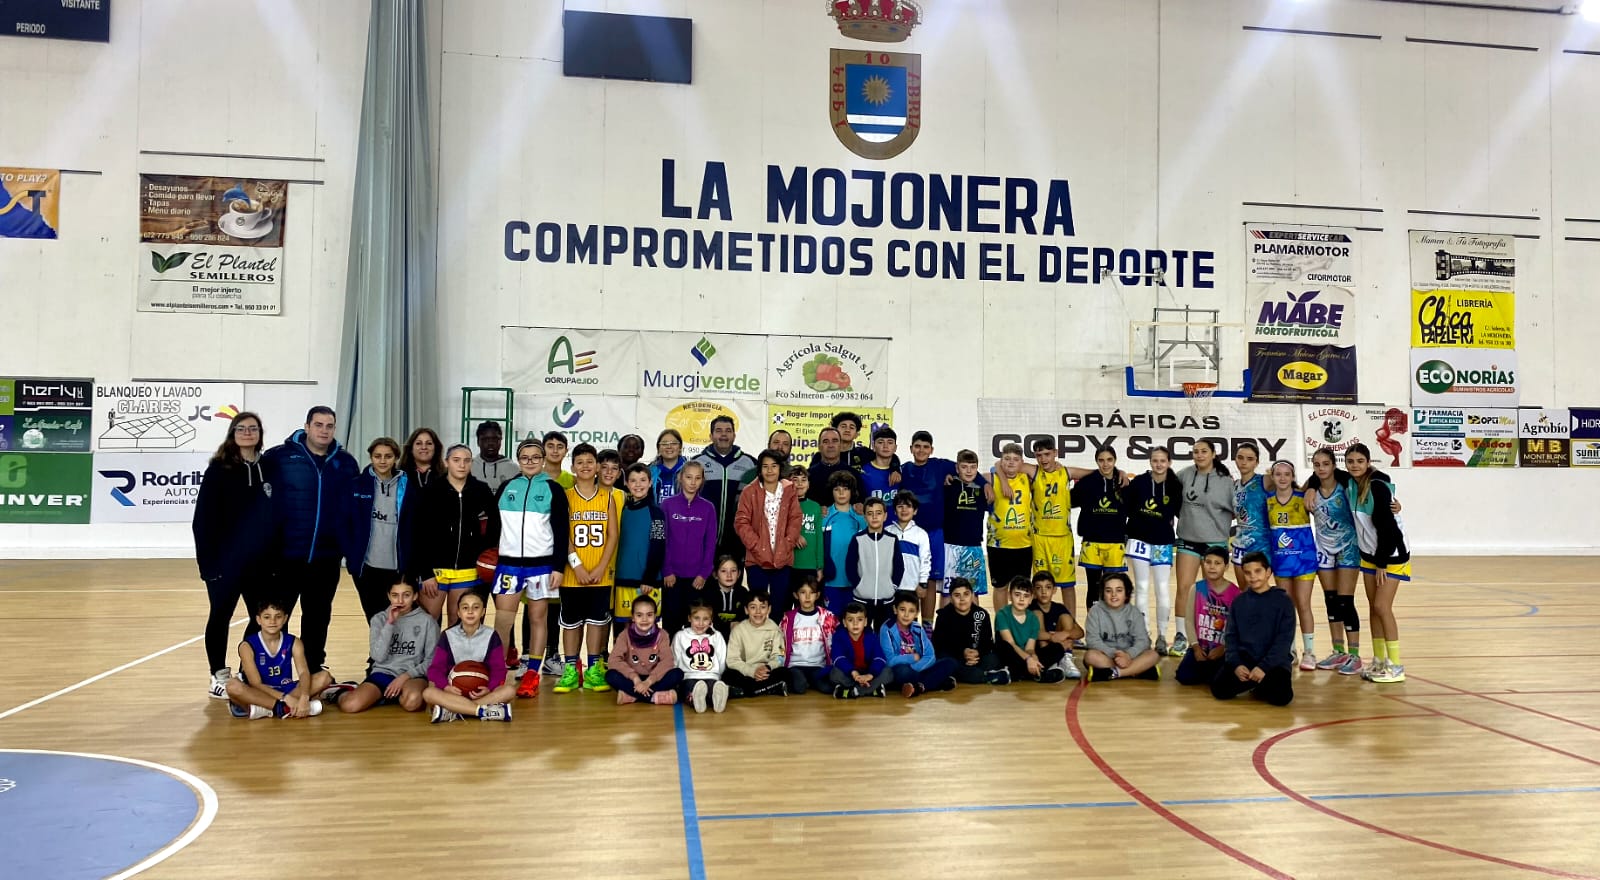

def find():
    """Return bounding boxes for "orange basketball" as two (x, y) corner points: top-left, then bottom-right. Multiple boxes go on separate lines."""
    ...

(451, 661), (491, 694)
(476, 548), (499, 585)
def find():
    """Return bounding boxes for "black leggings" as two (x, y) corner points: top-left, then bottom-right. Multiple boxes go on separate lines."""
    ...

(1210, 664), (1294, 706)
(270, 556), (342, 670)
(353, 566), (401, 623)
(204, 567), (273, 672)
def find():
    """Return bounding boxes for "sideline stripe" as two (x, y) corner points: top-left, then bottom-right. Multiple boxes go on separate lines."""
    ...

(673, 703), (707, 880)
(2, 748), (218, 880)
(698, 785), (1600, 822)
(1253, 716), (1600, 880)
(1066, 683), (1293, 879)
(0, 618), (244, 722)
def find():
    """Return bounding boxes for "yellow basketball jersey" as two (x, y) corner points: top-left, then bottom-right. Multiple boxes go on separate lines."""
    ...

(988, 472), (1033, 549)
(1031, 467), (1073, 537)
(565, 484), (617, 586)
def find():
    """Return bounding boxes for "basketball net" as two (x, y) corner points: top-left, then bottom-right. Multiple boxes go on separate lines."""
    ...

(1182, 381), (1217, 420)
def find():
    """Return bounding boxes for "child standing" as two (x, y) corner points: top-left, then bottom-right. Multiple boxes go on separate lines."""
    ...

(733, 449), (803, 614)
(555, 443), (619, 694)
(1072, 446), (1128, 611)
(1266, 460), (1319, 671)
(934, 578), (1009, 685)
(493, 439), (567, 699)
(828, 602), (893, 698)
(1344, 443), (1411, 684)
(724, 592), (789, 698)
(614, 463), (666, 637)
(880, 592), (957, 697)
(887, 490), (932, 598)
(338, 580), (439, 713)
(422, 590), (517, 722)
(941, 450), (990, 604)
(1124, 446), (1182, 651)
(821, 471), (866, 613)
(780, 577), (837, 694)
(605, 595), (682, 705)
(899, 431), (958, 625)
(985, 443), (1034, 594)
(224, 599), (333, 719)
(709, 555), (751, 639)
(1303, 447), (1364, 675)
(1031, 572), (1085, 680)
(994, 577), (1068, 683)
(1211, 552), (1296, 705)
(844, 497), (906, 629)
(1175, 548), (1241, 686)
(856, 427), (900, 506)
(673, 602), (731, 713)
(788, 467), (825, 585)
(1083, 573), (1161, 681)
(660, 461), (717, 633)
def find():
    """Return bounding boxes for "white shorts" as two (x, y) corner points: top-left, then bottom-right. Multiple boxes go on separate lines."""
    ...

(492, 564), (557, 601)
(1124, 539), (1173, 567)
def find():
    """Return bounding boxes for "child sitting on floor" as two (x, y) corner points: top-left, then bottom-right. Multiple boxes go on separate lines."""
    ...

(338, 579), (438, 714)
(1083, 573), (1161, 682)
(605, 594), (682, 705)
(674, 600), (731, 713)
(880, 591), (957, 698)
(225, 598), (333, 719)
(934, 578), (1010, 685)
(994, 576), (1068, 684)
(1211, 551), (1296, 706)
(828, 602), (892, 698)
(422, 590), (517, 722)
(1176, 547), (1241, 687)
(725, 591), (789, 698)
(780, 576), (837, 695)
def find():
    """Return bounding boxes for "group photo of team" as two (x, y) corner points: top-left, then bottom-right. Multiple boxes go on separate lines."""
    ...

(197, 403), (1413, 724)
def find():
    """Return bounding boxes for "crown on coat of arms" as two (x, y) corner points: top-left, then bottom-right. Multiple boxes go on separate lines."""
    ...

(827, 0), (921, 43)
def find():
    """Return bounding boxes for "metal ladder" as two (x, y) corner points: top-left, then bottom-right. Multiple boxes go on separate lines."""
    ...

(459, 386), (514, 445)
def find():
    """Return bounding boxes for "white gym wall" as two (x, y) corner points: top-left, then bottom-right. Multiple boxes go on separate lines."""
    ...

(3, 0), (1597, 556)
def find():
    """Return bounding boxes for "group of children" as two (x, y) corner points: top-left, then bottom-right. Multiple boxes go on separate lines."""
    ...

(223, 413), (1413, 721)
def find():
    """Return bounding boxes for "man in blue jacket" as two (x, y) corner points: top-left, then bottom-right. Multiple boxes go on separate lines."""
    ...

(262, 406), (359, 672)
(690, 415), (758, 566)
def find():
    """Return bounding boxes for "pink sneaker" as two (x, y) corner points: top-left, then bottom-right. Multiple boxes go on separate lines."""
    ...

(651, 690), (678, 705)
(1337, 655), (1365, 676)
(616, 691), (637, 705)
(1298, 653), (1316, 672)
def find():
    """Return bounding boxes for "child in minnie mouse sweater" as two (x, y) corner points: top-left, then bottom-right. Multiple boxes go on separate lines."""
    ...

(673, 600), (730, 713)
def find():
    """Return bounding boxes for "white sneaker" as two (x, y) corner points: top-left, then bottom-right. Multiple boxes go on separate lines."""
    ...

(306, 699), (324, 717)
(208, 668), (231, 700)
(247, 705), (273, 720)
(430, 705), (460, 723)
(691, 680), (709, 714)
(711, 681), (730, 713)
(1058, 656), (1082, 680)
(541, 656), (565, 676)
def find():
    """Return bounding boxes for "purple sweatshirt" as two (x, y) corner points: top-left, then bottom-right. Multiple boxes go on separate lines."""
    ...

(661, 492), (718, 580)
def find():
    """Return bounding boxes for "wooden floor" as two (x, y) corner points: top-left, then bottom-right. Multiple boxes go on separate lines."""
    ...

(2, 558), (1599, 879)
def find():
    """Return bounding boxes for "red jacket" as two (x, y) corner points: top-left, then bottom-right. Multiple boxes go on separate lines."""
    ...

(733, 479), (803, 569)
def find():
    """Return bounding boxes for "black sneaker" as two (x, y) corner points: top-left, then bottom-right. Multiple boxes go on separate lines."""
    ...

(833, 685), (851, 699)
(870, 684), (887, 698)
(1136, 665), (1161, 681)
(1042, 667), (1067, 684)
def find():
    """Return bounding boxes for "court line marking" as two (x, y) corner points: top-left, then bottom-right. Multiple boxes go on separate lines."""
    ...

(0, 618), (245, 722)
(1398, 675), (1600, 734)
(697, 784), (1600, 821)
(1066, 682), (1293, 879)
(1386, 696), (1600, 768)
(1, 748), (218, 880)
(673, 703), (707, 880)
(1253, 717), (1600, 880)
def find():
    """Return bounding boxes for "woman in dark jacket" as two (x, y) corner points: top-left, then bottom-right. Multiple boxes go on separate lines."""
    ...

(414, 444), (500, 625)
(193, 411), (276, 700)
(341, 437), (419, 622)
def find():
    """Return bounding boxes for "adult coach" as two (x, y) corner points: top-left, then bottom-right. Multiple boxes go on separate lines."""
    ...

(692, 415), (758, 564)
(806, 427), (852, 506)
(262, 406), (359, 673)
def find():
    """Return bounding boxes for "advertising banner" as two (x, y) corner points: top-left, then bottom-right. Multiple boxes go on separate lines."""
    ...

(0, 452), (92, 524)
(1409, 231), (1516, 294)
(1247, 343), (1357, 404)
(638, 332), (766, 400)
(977, 398), (1301, 467)
(1246, 224), (1357, 286)
(1409, 290), (1515, 349)
(766, 336), (890, 407)
(92, 382), (244, 452)
(0, 167), (60, 239)
(1299, 405), (1411, 469)
(1571, 408), (1600, 468)
(138, 175), (288, 315)
(634, 397), (767, 458)
(1411, 408), (1518, 468)
(511, 395), (638, 450)
(1518, 408), (1571, 468)
(1248, 286), (1356, 346)
(90, 452), (211, 523)
(768, 405), (896, 460)
(1409, 349), (1519, 407)
(503, 328), (640, 396)
(0, 377), (93, 452)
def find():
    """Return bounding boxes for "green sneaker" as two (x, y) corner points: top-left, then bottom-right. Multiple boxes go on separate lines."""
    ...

(583, 659), (612, 692)
(553, 663), (581, 694)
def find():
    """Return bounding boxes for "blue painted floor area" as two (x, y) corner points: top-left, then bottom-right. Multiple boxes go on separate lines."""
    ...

(0, 752), (200, 880)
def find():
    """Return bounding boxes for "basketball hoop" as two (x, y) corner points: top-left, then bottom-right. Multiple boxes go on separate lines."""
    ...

(1182, 381), (1218, 419)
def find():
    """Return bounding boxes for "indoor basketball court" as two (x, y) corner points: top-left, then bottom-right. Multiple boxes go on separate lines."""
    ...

(4, 0), (1600, 878)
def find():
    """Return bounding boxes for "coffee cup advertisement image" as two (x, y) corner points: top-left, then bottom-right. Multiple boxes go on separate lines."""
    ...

(137, 175), (289, 315)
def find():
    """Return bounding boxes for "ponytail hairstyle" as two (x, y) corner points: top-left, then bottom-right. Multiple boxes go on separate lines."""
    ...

(1304, 447), (1336, 492)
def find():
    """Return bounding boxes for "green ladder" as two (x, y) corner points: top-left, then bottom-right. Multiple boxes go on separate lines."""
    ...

(459, 386), (515, 445)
